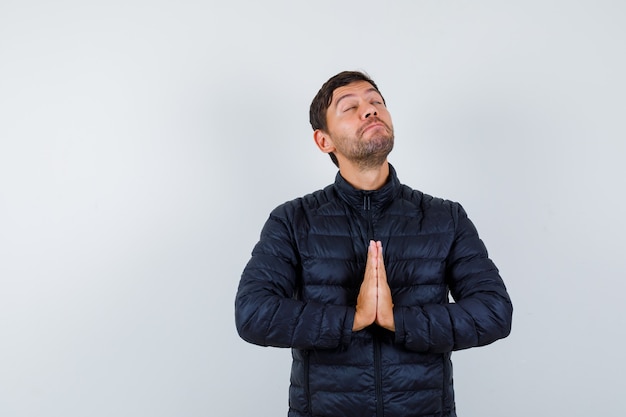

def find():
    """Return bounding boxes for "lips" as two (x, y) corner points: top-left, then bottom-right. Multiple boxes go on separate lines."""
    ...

(360, 119), (386, 136)
(364, 122), (383, 131)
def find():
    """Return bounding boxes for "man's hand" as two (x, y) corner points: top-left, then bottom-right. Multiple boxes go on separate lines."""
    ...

(353, 240), (395, 332)
(353, 241), (378, 331)
(374, 242), (395, 331)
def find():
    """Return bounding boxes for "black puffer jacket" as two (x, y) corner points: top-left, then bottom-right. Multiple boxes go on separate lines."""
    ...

(235, 165), (512, 417)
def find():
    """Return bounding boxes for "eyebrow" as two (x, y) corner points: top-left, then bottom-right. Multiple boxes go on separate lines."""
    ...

(334, 87), (380, 108)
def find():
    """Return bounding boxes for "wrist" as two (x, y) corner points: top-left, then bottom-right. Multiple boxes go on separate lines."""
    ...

(352, 308), (373, 331)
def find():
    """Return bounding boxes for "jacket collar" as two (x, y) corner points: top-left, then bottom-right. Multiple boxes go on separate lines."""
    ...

(334, 163), (402, 213)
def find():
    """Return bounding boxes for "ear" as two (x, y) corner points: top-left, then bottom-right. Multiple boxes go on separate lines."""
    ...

(313, 129), (336, 154)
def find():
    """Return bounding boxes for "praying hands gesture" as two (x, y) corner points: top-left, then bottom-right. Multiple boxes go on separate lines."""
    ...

(353, 240), (395, 332)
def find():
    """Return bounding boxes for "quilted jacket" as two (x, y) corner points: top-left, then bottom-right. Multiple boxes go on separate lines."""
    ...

(235, 165), (513, 417)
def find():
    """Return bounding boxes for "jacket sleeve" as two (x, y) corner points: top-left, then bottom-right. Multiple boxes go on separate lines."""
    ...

(235, 208), (355, 350)
(393, 204), (513, 353)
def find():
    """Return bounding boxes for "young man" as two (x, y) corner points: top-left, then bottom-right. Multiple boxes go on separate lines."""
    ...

(235, 71), (513, 417)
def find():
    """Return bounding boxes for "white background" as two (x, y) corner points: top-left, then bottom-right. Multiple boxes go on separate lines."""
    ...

(1, 1), (625, 416)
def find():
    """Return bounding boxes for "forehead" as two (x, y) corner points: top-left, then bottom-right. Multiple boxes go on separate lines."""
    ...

(331, 81), (380, 105)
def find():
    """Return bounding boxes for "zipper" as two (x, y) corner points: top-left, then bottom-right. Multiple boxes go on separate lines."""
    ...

(364, 193), (383, 416)
(304, 350), (312, 416)
(374, 337), (384, 417)
(363, 194), (374, 241)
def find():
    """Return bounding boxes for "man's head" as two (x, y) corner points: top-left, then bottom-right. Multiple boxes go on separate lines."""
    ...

(310, 71), (394, 169)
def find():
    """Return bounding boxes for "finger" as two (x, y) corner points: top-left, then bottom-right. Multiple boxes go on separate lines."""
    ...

(376, 242), (386, 278)
(368, 240), (378, 267)
(364, 241), (378, 283)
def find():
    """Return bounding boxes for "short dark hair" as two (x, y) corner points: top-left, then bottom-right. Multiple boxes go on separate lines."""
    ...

(309, 71), (385, 167)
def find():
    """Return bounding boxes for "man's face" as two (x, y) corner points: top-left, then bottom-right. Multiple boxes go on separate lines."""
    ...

(323, 80), (394, 169)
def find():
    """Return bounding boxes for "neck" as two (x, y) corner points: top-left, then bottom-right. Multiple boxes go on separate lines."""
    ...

(338, 161), (390, 191)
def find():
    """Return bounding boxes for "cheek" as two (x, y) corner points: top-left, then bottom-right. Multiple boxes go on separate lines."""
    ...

(381, 112), (393, 128)
(330, 118), (357, 136)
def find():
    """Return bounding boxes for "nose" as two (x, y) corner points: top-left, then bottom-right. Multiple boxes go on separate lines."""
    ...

(363, 104), (378, 119)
